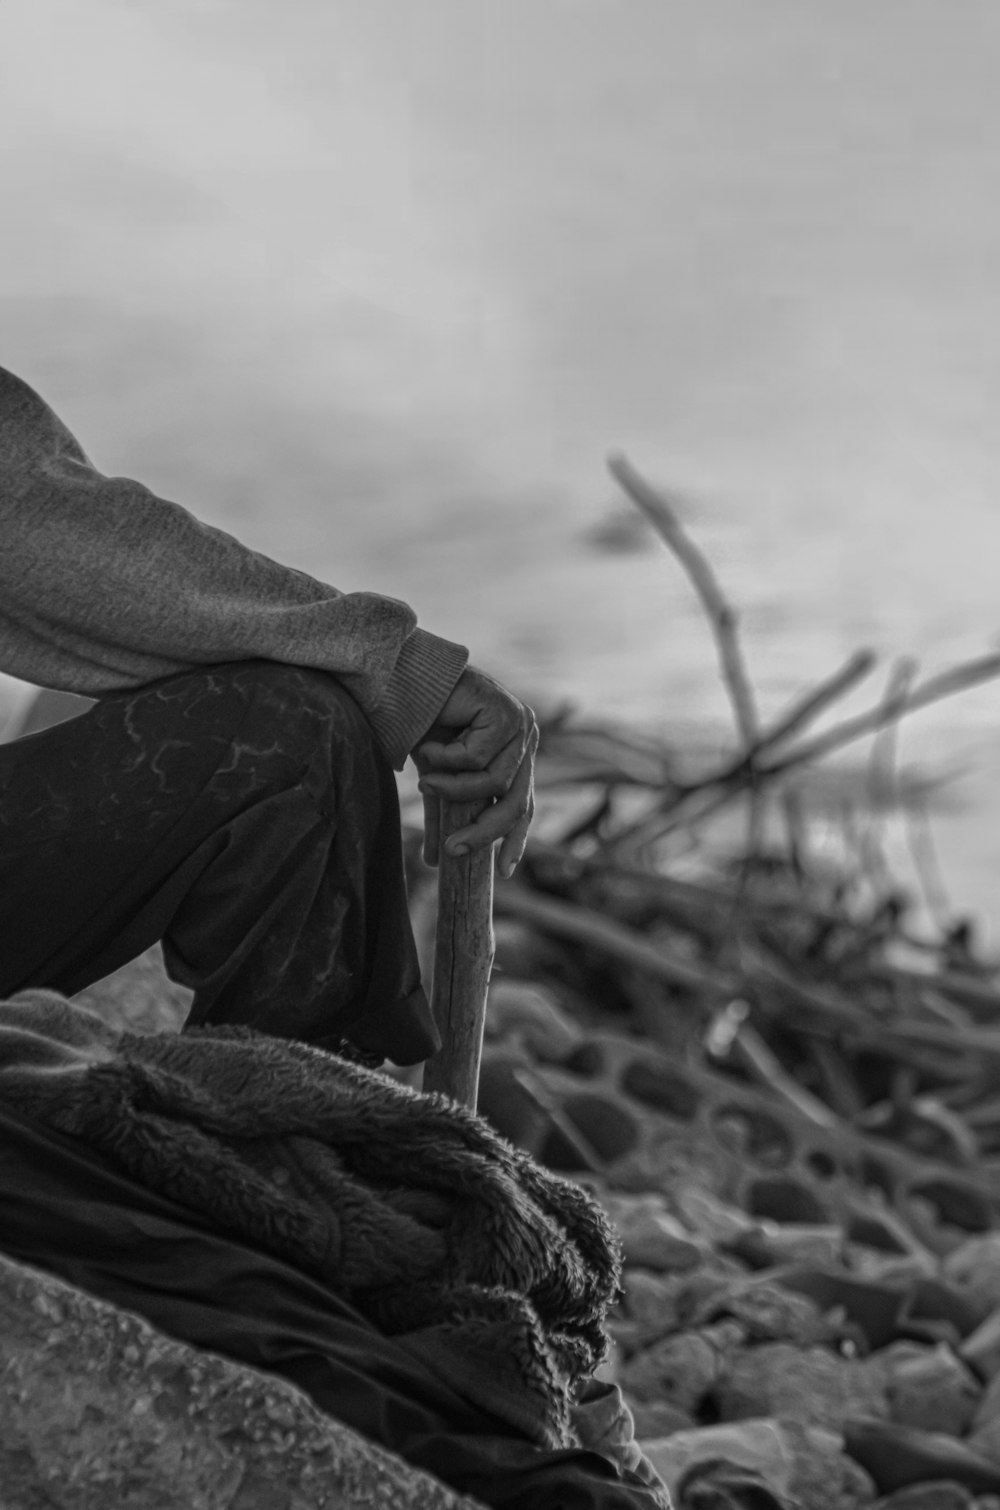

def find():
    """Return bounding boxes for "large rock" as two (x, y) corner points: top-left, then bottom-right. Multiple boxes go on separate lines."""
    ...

(71, 944), (192, 1035)
(0, 1252), (485, 1510)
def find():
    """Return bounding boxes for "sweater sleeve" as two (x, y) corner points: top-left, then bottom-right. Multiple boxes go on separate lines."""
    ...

(0, 368), (468, 768)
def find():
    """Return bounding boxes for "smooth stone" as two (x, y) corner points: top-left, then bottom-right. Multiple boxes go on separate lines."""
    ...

(966, 1370), (1000, 1466)
(729, 1221), (844, 1270)
(644, 1418), (875, 1510)
(944, 1237), (1000, 1317)
(630, 1399), (696, 1439)
(620, 1268), (687, 1346)
(601, 1192), (705, 1271)
(674, 1459), (786, 1508)
(619, 1328), (728, 1412)
(972, 1366), (1000, 1435)
(483, 980), (583, 1061)
(716, 1342), (889, 1431)
(961, 1307), (1000, 1383)
(880, 1342), (982, 1436)
(901, 1277), (990, 1343)
(844, 1417), (1000, 1495)
(688, 1273), (834, 1346)
(875, 1483), (974, 1509)
(846, 1247), (938, 1287)
(772, 1266), (909, 1350)
(672, 1185), (761, 1246)
(642, 1419), (796, 1502)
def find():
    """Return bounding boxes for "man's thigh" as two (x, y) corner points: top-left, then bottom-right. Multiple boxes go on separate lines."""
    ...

(0, 661), (372, 995)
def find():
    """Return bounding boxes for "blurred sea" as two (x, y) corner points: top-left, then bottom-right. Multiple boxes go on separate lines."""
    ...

(4, 1), (1000, 936)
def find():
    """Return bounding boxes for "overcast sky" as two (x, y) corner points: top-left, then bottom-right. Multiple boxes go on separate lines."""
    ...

(4, 1), (1000, 522)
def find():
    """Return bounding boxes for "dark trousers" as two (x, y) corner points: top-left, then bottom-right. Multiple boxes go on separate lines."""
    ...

(0, 662), (437, 1065)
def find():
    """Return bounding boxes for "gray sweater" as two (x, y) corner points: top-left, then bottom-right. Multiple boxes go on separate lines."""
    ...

(0, 367), (469, 768)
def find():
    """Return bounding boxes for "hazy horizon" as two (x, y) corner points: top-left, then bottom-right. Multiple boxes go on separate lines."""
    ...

(5, 0), (1000, 927)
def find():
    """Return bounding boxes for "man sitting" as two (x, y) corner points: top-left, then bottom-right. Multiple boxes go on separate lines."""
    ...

(0, 365), (537, 1065)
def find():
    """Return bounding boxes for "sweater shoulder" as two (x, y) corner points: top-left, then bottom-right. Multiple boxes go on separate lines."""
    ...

(0, 365), (52, 427)
(0, 367), (91, 473)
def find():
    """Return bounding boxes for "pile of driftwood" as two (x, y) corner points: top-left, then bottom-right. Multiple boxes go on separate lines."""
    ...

(466, 452), (1000, 1173)
(402, 458), (1000, 1508)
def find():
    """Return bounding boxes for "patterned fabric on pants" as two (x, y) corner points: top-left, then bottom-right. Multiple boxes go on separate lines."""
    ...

(0, 661), (437, 1064)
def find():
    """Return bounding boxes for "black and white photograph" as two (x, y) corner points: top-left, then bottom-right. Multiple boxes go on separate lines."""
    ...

(4, 5), (1000, 1506)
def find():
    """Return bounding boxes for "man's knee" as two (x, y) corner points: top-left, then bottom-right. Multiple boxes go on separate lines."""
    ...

(97, 660), (384, 818)
(201, 661), (386, 819)
(223, 661), (377, 758)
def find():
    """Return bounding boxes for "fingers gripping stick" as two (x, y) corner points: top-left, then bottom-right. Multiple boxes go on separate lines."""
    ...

(423, 798), (495, 1110)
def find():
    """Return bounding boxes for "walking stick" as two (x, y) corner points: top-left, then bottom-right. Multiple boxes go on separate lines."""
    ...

(422, 798), (495, 1110)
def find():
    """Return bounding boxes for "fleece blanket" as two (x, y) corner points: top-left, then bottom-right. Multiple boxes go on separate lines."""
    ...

(0, 990), (622, 1453)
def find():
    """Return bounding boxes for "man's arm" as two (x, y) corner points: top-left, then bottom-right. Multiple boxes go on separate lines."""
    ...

(0, 366), (537, 868)
(0, 366), (467, 768)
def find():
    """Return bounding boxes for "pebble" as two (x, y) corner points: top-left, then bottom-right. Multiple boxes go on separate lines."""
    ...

(944, 1237), (1000, 1318)
(715, 1342), (889, 1430)
(480, 997), (1000, 1508)
(642, 1418), (796, 1502)
(643, 1417), (875, 1510)
(601, 1193), (705, 1271)
(880, 1343), (982, 1436)
(619, 1328), (727, 1413)
(778, 1419), (878, 1510)
(484, 980), (583, 1061)
(845, 1247), (938, 1286)
(966, 1370), (1000, 1466)
(688, 1274), (834, 1345)
(630, 1398), (696, 1439)
(843, 1419), (1000, 1496)
(729, 1220), (845, 1269)
(671, 1185), (760, 1247)
(875, 1484), (975, 1509)
(962, 1308), (1000, 1383)
(620, 1268), (687, 1344)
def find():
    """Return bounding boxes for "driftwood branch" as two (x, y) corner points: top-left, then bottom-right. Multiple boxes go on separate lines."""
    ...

(606, 645), (1000, 858)
(495, 882), (733, 998)
(756, 649), (878, 759)
(608, 453), (767, 956)
(759, 652), (1000, 780)
(608, 453), (760, 750)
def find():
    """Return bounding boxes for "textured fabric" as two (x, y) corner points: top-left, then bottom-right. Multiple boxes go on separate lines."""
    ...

(0, 1107), (671, 1508)
(0, 365), (469, 768)
(0, 989), (623, 1453)
(0, 660), (438, 1062)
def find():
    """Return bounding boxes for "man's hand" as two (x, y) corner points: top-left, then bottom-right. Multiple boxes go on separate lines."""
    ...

(411, 665), (538, 879)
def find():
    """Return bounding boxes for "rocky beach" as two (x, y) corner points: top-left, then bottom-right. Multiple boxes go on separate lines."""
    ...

(7, 4), (1000, 1503)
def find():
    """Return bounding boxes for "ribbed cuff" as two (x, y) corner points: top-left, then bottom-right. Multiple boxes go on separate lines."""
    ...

(366, 628), (469, 770)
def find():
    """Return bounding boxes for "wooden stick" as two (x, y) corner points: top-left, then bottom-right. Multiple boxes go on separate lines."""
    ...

(608, 452), (760, 749)
(422, 799), (495, 1109)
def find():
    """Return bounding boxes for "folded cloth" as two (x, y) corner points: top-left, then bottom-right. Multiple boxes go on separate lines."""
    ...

(0, 991), (622, 1454)
(0, 1107), (671, 1508)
